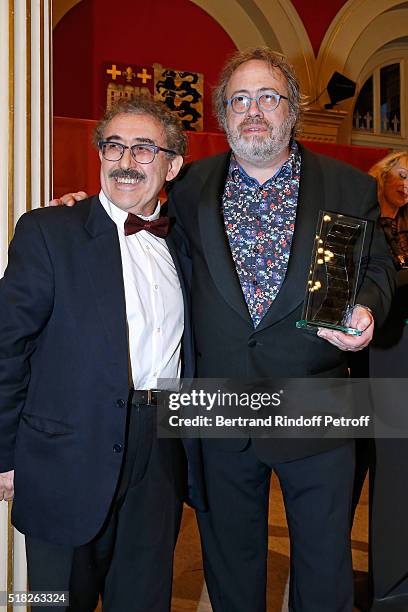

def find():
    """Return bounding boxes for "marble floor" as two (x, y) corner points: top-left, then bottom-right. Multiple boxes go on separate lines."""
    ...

(171, 473), (368, 612)
(95, 473), (368, 611)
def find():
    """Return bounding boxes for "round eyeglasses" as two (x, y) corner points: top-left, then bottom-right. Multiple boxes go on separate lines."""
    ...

(224, 91), (288, 114)
(98, 141), (177, 164)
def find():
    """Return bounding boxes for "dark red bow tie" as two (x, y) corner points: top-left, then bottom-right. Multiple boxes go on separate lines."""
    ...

(124, 213), (170, 238)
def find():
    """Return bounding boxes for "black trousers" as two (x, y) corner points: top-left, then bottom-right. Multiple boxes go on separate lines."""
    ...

(26, 400), (183, 612)
(197, 441), (355, 612)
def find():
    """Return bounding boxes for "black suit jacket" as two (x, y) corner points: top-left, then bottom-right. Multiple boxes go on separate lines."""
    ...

(168, 144), (395, 462)
(0, 195), (204, 546)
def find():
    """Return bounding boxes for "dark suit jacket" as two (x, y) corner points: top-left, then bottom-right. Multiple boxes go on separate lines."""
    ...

(168, 144), (395, 463)
(0, 195), (204, 546)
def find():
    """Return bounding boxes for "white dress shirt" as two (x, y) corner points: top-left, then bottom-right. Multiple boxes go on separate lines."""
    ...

(99, 190), (184, 389)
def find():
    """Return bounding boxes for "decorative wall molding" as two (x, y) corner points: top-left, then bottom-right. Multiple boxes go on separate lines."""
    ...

(0, 0), (10, 594)
(315, 0), (408, 144)
(254, 0), (315, 97)
(53, 0), (316, 96)
(51, 0), (408, 147)
(344, 10), (408, 79)
(349, 46), (408, 149)
(316, 0), (407, 93)
(0, 3), (52, 607)
(302, 107), (348, 143)
(53, 0), (81, 26)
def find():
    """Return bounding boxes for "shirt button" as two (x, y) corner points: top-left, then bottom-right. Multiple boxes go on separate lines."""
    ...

(113, 443), (123, 453)
(153, 284), (159, 290)
(116, 399), (126, 408)
(248, 339), (257, 348)
(153, 371), (158, 377)
(145, 244), (150, 251)
(253, 280), (258, 286)
(156, 327), (161, 333)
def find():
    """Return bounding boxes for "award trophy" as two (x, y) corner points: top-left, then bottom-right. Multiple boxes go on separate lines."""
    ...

(296, 211), (367, 336)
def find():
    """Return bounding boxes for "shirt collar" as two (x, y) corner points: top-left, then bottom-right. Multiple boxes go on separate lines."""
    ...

(229, 140), (299, 188)
(99, 189), (161, 233)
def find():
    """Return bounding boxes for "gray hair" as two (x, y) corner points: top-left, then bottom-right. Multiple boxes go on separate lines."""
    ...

(213, 46), (303, 136)
(94, 95), (187, 157)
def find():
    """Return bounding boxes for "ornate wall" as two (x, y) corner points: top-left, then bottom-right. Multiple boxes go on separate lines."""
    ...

(0, 2), (52, 610)
(52, 0), (408, 144)
(1, 0), (407, 606)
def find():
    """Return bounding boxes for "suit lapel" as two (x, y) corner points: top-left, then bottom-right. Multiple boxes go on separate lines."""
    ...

(166, 230), (195, 378)
(166, 231), (188, 301)
(82, 196), (128, 359)
(165, 230), (191, 328)
(198, 153), (253, 325)
(256, 145), (325, 331)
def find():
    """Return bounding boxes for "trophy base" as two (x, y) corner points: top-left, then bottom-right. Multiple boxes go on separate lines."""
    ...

(296, 320), (362, 336)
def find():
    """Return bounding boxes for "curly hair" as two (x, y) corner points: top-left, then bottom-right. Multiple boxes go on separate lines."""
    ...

(213, 46), (304, 136)
(94, 95), (187, 157)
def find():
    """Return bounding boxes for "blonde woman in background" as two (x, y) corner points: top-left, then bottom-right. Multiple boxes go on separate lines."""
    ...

(369, 151), (408, 269)
(363, 150), (408, 611)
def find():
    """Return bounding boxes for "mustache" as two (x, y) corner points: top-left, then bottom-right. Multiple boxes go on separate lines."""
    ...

(109, 168), (146, 181)
(238, 117), (272, 131)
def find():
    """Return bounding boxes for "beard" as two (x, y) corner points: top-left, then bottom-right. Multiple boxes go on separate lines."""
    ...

(225, 115), (294, 165)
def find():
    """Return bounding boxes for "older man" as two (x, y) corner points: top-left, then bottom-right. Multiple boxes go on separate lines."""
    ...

(168, 48), (394, 612)
(0, 95), (201, 611)
(49, 48), (394, 612)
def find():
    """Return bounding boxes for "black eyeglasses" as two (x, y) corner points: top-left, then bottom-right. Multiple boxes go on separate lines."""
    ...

(224, 91), (288, 114)
(98, 141), (177, 164)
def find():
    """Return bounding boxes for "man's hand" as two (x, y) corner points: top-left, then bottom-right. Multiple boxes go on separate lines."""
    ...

(317, 305), (374, 352)
(49, 191), (88, 207)
(0, 470), (14, 501)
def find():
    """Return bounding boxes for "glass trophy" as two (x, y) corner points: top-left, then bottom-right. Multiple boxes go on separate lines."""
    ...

(296, 211), (367, 336)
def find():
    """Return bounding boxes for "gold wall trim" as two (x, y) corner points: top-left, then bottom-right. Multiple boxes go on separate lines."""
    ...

(53, 0), (81, 28)
(8, 0), (15, 241)
(26, 0), (32, 211)
(7, 504), (14, 612)
(40, 0), (44, 207)
(48, 0), (52, 199)
(316, 0), (401, 92)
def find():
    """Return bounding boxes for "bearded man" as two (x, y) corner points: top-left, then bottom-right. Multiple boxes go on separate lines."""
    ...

(49, 48), (394, 612)
(167, 47), (394, 612)
(0, 95), (205, 612)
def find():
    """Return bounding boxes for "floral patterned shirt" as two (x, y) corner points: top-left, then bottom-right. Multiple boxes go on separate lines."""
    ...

(222, 141), (301, 327)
